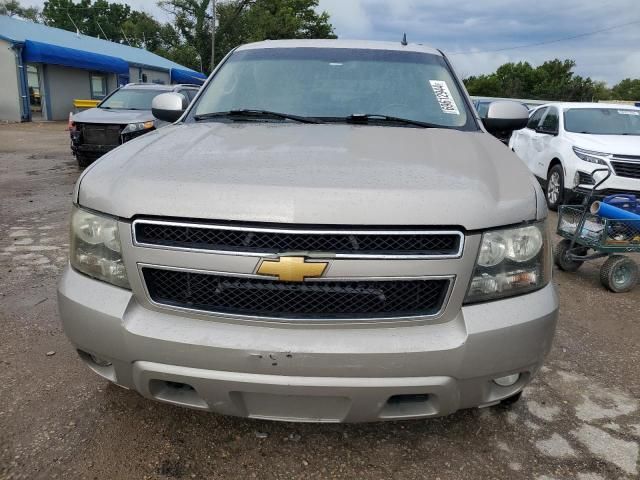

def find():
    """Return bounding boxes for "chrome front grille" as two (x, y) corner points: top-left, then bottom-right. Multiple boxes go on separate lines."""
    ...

(611, 160), (640, 180)
(142, 266), (452, 320)
(133, 220), (464, 259)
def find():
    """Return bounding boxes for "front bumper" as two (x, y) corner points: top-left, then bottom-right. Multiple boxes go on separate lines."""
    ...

(70, 128), (152, 158)
(573, 169), (640, 197)
(70, 143), (116, 159)
(58, 266), (558, 422)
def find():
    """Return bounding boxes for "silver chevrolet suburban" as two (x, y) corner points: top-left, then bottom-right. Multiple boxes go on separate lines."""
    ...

(58, 40), (559, 422)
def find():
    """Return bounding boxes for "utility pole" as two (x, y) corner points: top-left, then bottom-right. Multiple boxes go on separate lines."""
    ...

(210, 0), (216, 72)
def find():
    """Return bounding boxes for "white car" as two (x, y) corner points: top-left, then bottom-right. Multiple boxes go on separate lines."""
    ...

(509, 102), (640, 210)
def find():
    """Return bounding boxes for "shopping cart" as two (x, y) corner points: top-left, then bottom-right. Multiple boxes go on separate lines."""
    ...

(555, 168), (639, 292)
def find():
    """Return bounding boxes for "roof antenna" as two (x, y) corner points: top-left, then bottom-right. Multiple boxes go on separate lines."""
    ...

(121, 28), (132, 47)
(66, 12), (81, 37)
(401, 33), (408, 46)
(96, 20), (109, 41)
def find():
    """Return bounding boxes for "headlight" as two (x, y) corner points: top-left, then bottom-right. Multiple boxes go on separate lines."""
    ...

(464, 221), (550, 304)
(572, 147), (608, 165)
(121, 121), (154, 134)
(70, 207), (130, 289)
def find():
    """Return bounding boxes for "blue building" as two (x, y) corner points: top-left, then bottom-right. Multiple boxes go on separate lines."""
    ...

(0, 15), (206, 122)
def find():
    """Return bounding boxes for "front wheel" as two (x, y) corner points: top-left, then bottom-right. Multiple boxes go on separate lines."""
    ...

(600, 255), (638, 293)
(76, 154), (93, 168)
(546, 165), (564, 211)
(554, 239), (586, 272)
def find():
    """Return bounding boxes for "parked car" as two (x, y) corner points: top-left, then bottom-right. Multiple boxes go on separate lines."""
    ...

(509, 102), (640, 210)
(58, 40), (558, 423)
(70, 83), (200, 167)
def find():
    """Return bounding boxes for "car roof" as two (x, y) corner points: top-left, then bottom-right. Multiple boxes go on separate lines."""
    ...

(534, 102), (640, 111)
(236, 39), (442, 56)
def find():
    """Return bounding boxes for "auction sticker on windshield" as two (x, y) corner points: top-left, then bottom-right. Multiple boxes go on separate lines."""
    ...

(429, 80), (460, 115)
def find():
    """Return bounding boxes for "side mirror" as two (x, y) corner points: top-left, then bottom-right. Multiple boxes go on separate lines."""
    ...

(482, 101), (529, 135)
(152, 92), (188, 122)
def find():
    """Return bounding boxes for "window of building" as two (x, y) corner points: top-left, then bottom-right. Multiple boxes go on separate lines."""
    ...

(90, 73), (108, 99)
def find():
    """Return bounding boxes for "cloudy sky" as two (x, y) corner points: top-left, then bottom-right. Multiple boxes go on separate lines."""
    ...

(23, 0), (640, 85)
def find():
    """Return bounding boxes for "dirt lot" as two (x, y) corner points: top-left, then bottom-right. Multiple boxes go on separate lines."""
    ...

(1, 122), (639, 480)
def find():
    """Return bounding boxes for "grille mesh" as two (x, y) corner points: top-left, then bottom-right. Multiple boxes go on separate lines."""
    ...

(143, 268), (449, 319)
(81, 124), (122, 146)
(135, 222), (461, 256)
(612, 161), (640, 180)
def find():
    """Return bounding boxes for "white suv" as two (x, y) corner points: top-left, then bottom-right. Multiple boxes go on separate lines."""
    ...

(509, 102), (640, 209)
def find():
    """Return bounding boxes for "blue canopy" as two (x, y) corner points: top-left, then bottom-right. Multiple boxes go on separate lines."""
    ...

(171, 68), (207, 85)
(23, 40), (129, 74)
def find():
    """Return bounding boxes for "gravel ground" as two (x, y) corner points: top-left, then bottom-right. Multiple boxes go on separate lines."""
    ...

(0, 122), (638, 480)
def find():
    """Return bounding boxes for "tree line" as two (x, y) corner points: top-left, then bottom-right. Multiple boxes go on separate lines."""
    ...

(463, 59), (640, 102)
(0, 0), (335, 73)
(2, 0), (638, 100)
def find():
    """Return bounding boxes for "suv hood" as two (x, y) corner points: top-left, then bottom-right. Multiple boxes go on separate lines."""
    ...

(565, 132), (640, 156)
(78, 123), (538, 229)
(72, 107), (153, 124)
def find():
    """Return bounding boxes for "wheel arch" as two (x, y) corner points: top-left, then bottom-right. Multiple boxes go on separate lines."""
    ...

(548, 158), (563, 176)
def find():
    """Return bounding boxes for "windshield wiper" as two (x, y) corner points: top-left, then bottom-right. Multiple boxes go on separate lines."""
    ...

(340, 113), (448, 129)
(194, 109), (322, 124)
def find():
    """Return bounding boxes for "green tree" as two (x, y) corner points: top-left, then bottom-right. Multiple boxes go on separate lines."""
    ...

(159, 0), (214, 72)
(463, 74), (501, 97)
(159, 0), (336, 73)
(463, 59), (617, 102)
(591, 81), (612, 102)
(611, 78), (640, 101)
(0, 0), (41, 21)
(41, 0), (166, 49)
(42, 0), (92, 34)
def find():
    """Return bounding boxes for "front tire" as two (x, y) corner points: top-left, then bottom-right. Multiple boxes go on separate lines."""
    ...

(546, 165), (564, 211)
(76, 154), (92, 168)
(600, 255), (638, 293)
(554, 239), (586, 272)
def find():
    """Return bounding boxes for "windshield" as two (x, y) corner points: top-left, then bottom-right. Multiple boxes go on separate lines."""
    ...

(564, 108), (640, 135)
(193, 47), (475, 129)
(100, 89), (166, 110)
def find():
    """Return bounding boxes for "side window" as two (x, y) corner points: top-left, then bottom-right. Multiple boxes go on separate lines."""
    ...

(188, 89), (199, 101)
(183, 89), (198, 102)
(526, 107), (547, 130)
(540, 107), (559, 133)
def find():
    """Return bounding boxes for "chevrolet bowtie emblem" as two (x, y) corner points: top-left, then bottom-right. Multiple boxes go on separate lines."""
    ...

(256, 256), (328, 282)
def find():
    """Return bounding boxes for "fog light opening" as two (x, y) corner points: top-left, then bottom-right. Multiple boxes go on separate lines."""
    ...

(493, 373), (521, 387)
(148, 379), (208, 409)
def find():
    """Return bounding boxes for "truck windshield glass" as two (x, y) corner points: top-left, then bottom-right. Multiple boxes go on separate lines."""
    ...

(194, 48), (474, 129)
(564, 108), (640, 135)
(100, 89), (166, 110)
